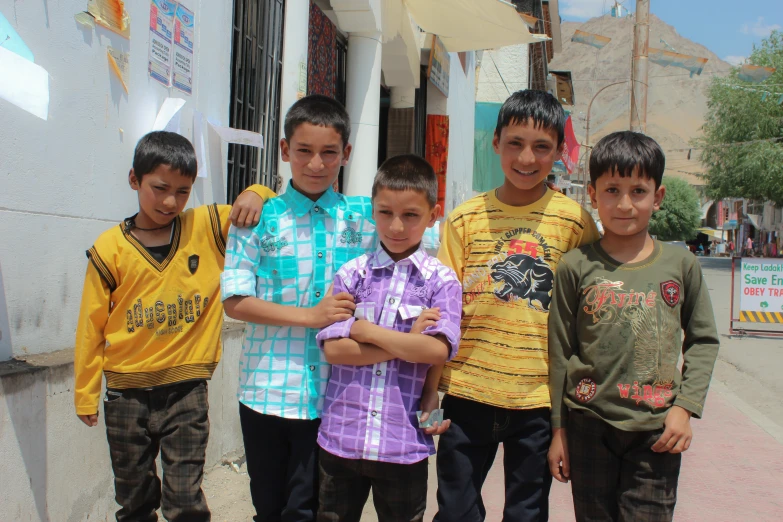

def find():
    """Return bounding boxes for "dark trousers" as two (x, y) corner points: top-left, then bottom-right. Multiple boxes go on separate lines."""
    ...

(568, 410), (681, 522)
(239, 403), (320, 522)
(103, 380), (210, 522)
(317, 449), (428, 522)
(434, 395), (552, 522)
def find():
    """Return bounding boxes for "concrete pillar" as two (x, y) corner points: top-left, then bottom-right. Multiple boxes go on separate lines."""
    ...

(277, 1), (310, 192)
(343, 32), (382, 197)
(390, 87), (415, 109)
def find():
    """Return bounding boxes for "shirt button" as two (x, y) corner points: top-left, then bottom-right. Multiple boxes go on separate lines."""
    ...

(389, 297), (396, 304)
(371, 410), (378, 417)
(317, 252), (323, 259)
(347, 214), (353, 219)
(314, 206), (320, 213)
(315, 291), (321, 298)
(309, 365), (315, 371)
(375, 370), (382, 376)
(272, 269), (278, 274)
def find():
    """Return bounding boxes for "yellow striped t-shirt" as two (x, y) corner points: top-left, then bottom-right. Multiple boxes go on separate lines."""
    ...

(438, 188), (599, 409)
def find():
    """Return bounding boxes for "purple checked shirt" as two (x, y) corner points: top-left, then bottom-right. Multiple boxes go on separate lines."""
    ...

(315, 244), (462, 464)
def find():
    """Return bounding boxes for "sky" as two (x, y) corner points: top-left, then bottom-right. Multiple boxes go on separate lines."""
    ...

(559, 0), (782, 65)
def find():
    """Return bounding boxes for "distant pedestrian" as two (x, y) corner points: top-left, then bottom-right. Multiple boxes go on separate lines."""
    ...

(548, 131), (720, 522)
(73, 131), (272, 521)
(728, 240), (734, 256)
(746, 236), (754, 256)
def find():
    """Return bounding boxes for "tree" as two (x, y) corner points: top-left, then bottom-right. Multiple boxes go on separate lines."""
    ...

(698, 30), (783, 205)
(649, 178), (701, 241)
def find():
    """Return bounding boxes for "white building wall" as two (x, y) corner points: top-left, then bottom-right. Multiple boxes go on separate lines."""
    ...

(0, 0), (235, 360)
(476, 45), (530, 103)
(444, 52), (477, 215)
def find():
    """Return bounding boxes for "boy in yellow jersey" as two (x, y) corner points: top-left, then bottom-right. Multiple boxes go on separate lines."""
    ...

(432, 90), (600, 521)
(74, 131), (274, 521)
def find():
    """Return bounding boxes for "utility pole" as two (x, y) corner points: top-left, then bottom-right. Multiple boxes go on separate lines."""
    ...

(630, 0), (650, 133)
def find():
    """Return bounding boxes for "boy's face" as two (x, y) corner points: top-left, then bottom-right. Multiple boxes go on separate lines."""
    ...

(493, 119), (562, 195)
(129, 164), (193, 228)
(588, 169), (665, 238)
(372, 188), (439, 262)
(280, 122), (352, 201)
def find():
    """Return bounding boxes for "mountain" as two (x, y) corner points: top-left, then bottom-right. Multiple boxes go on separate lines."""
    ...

(549, 14), (732, 185)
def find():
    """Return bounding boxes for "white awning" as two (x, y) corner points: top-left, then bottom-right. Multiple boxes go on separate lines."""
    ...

(747, 213), (762, 229)
(403, 0), (549, 52)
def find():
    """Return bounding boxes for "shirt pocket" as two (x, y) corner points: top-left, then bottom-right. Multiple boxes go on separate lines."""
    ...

(354, 302), (376, 322)
(256, 255), (299, 301)
(398, 303), (427, 329)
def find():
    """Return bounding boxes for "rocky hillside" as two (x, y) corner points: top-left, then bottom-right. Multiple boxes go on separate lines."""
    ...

(549, 14), (732, 185)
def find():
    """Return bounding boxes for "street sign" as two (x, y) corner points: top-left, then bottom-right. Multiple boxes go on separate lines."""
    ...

(427, 35), (450, 97)
(739, 257), (783, 322)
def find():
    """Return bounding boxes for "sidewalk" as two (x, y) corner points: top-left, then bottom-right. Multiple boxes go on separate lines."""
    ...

(204, 385), (783, 521)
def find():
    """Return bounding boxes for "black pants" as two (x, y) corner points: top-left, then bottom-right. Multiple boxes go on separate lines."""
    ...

(568, 411), (681, 522)
(103, 380), (210, 522)
(317, 450), (428, 522)
(434, 395), (552, 522)
(239, 403), (321, 522)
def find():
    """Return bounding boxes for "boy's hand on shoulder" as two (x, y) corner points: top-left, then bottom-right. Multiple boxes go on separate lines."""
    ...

(411, 308), (440, 334)
(548, 427), (570, 483)
(78, 413), (99, 427)
(230, 190), (265, 228)
(308, 290), (356, 329)
(652, 405), (692, 454)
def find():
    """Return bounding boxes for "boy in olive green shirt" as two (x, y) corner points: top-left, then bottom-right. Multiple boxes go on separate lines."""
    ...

(547, 131), (719, 522)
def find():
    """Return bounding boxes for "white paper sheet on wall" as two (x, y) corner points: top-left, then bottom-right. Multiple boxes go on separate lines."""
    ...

(207, 123), (264, 148)
(0, 47), (49, 120)
(193, 110), (208, 178)
(152, 97), (186, 132)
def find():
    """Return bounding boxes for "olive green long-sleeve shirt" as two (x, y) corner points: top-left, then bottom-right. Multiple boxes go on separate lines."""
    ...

(548, 241), (719, 431)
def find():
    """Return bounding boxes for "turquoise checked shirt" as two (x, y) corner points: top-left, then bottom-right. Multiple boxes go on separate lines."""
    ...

(221, 182), (440, 420)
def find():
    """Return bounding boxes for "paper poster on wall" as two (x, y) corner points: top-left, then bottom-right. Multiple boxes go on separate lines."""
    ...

(88, 0), (130, 39)
(193, 110), (208, 178)
(0, 47), (49, 120)
(152, 97), (186, 132)
(148, 0), (177, 87)
(107, 46), (130, 94)
(0, 12), (35, 62)
(172, 3), (196, 95)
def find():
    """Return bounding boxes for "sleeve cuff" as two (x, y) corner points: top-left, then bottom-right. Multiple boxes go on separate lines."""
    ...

(316, 317), (356, 349)
(673, 396), (704, 419)
(220, 269), (257, 300)
(242, 184), (277, 202)
(423, 320), (461, 361)
(551, 414), (567, 429)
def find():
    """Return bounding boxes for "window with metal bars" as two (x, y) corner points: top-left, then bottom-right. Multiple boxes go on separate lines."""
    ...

(227, 0), (285, 202)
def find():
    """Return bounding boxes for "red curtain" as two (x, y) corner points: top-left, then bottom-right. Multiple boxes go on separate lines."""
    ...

(307, 2), (336, 98)
(425, 115), (449, 217)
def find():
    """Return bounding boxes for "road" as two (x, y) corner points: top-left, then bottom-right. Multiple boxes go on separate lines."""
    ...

(203, 257), (783, 521)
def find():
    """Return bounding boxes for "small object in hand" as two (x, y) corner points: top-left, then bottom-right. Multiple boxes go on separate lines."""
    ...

(417, 409), (444, 428)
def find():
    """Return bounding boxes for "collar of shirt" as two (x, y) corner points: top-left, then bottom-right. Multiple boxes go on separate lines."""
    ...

(367, 243), (435, 280)
(281, 181), (343, 219)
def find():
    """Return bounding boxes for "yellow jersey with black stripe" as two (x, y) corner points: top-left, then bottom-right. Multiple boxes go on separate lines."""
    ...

(74, 187), (274, 415)
(437, 188), (599, 409)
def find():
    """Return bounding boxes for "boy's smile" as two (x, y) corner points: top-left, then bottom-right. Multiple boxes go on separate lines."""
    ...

(129, 164), (193, 229)
(280, 122), (351, 201)
(372, 188), (439, 262)
(493, 119), (562, 206)
(589, 169), (665, 239)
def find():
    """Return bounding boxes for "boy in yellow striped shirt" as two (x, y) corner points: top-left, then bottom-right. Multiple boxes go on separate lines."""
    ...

(73, 131), (274, 521)
(432, 91), (599, 521)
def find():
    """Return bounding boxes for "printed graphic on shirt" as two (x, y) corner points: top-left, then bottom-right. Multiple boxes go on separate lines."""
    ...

(660, 280), (681, 307)
(575, 378), (597, 402)
(339, 226), (362, 246)
(125, 293), (209, 336)
(583, 277), (680, 407)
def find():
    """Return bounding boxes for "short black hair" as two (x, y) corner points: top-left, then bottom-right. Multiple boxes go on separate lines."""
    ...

(495, 90), (566, 145)
(132, 131), (197, 181)
(589, 131), (665, 188)
(372, 154), (438, 208)
(283, 94), (351, 148)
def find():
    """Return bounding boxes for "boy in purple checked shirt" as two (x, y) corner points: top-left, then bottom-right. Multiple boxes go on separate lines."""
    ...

(315, 154), (463, 522)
